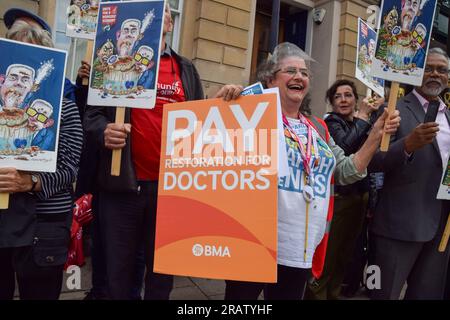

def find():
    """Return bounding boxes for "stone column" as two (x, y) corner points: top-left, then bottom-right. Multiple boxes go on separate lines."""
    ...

(38, 0), (56, 34)
(337, 0), (375, 99)
(309, 0), (341, 117)
(179, 0), (256, 98)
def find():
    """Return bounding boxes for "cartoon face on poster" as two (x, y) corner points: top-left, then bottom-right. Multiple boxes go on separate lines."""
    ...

(355, 19), (385, 97)
(87, 0), (165, 109)
(0, 39), (66, 172)
(66, 0), (101, 39)
(372, 0), (438, 86)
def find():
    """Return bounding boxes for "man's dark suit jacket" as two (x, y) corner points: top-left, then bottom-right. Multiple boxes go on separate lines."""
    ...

(370, 91), (450, 242)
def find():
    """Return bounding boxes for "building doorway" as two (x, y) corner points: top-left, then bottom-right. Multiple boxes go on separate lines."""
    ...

(250, 0), (309, 82)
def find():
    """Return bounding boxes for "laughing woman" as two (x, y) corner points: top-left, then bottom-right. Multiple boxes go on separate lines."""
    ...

(215, 42), (400, 300)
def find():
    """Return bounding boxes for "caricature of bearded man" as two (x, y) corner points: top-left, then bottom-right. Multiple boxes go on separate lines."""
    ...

(116, 19), (141, 57)
(0, 64), (35, 110)
(401, 0), (421, 32)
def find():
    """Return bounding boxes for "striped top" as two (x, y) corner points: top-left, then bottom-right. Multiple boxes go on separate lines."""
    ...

(35, 98), (83, 215)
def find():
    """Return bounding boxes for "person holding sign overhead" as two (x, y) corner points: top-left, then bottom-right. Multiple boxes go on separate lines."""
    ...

(305, 80), (384, 300)
(369, 47), (450, 300)
(0, 10), (83, 300)
(216, 42), (401, 300)
(84, 3), (204, 300)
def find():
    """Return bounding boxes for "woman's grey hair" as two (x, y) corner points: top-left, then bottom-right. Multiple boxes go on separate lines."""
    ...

(6, 20), (54, 48)
(257, 42), (312, 86)
(256, 42), (314, 116)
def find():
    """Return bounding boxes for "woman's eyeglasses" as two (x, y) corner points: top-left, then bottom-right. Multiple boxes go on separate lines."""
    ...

(276, 67), (310, 78)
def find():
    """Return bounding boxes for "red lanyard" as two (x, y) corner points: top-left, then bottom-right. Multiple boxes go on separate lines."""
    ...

(282, 113), (314, 178)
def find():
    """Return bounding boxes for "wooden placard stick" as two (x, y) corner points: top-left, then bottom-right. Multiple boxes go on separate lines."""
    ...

(438, 213), (450, 252)
(82, 40), (94, 86)
(111, 107), (126, 176)
(380, 82), (400, 152)
(0, 193), (9, 209)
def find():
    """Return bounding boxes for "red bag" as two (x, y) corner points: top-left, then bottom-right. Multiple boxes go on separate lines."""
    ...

(73, 193), (93, 225)
(65, 194), (94, 270)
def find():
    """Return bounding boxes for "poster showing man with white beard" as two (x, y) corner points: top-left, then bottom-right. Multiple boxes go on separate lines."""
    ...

(372, 0), (438, 86)
(0, 64), (35, 111)
(0, 38), (66, 172)
(87, 0), (165, 109)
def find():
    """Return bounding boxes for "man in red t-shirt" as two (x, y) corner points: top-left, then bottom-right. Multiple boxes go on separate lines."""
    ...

(84, 3), (204, 300)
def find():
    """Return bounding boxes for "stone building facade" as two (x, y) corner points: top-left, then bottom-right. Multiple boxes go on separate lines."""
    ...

(1, 0), (448, 116)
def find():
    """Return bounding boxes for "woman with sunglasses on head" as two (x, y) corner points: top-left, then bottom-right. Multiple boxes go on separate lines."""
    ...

(215, 42), (400, 300)
(0, 9), (83, 300)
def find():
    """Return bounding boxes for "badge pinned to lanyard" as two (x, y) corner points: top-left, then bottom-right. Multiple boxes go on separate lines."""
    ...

(282, 114), (316, 203)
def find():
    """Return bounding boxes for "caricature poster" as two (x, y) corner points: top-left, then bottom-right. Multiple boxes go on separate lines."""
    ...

(443, 84), (450, 109)
(372, 0), (438, 86)
(87, 0), (165, 108)
(0, 39), (66, 172)
(355, 19), (385, 97)
(437, 155), (450, 200)
(66, 0), (101, 39)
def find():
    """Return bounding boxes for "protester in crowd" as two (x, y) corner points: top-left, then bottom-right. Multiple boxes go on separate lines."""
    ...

(83, 3), (204, 300)
(0, 9), (83, 300)
(73, 54), (108, 300)
(75, 59), (145, 299)
(369, 47), (450, 300)
(215, 42), (400, 300)
(341, 94), (386, 299)
(304, 80), (385, 300)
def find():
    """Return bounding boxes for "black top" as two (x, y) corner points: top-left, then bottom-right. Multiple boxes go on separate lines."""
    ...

(325, 112), (373, 194)
(325, 112), (372, 156)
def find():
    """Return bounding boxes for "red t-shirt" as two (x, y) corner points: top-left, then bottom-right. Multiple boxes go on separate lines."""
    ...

(131, 55), (185, 180)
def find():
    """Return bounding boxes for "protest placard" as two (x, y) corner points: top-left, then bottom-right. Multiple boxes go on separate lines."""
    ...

(355, 18), (385, 97)
(87, 0), (165, 109)
(66, 0), (100, 40)
(154, 93), (279, 282)
(372, 0), (438, 86)
(0, 38), (66, 173)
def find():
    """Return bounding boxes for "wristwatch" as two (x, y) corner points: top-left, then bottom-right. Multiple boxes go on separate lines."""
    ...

(30, 174), (39, 192)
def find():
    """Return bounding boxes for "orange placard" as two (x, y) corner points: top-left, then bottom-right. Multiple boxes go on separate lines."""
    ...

(155, 94), (279, 283)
